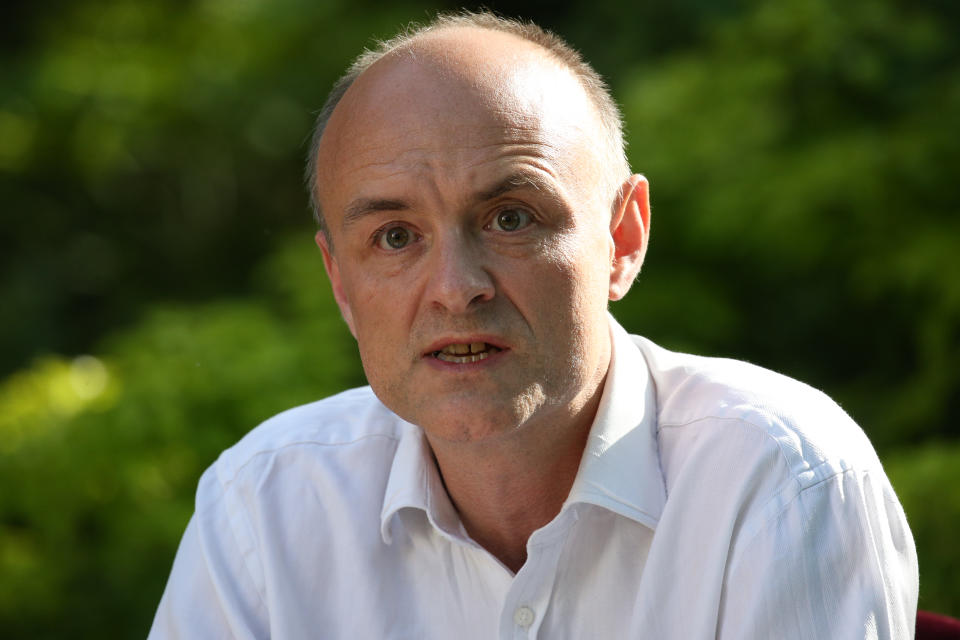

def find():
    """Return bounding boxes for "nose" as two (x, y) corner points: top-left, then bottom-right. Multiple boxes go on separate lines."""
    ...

(425, 233), (495, 313)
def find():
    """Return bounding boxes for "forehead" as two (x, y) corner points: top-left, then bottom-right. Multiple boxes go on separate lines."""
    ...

(315, 29), (606, 217)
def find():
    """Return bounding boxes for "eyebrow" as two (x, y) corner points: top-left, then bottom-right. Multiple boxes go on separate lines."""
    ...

(342, 198), (409, 228)
(340, 171), (553, 228)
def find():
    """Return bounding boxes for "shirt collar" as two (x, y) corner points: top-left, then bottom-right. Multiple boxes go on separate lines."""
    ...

(380, 313), (664, 543)
(380, 421), (468, 545)
(564, 314), (665, 530)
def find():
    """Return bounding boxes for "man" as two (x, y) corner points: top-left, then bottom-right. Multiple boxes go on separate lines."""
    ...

(150, 12), (918, 639)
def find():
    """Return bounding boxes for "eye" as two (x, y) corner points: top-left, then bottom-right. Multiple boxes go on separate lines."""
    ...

(489, 208), (532, 232)
(376, 225), (413, 250)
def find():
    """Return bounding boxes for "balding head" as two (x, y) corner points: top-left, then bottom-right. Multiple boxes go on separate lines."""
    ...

(305, 12), (630, 234)
(315, 27), (613, 236)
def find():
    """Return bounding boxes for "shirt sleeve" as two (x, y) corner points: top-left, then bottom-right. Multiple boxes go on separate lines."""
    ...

(717, 468), (919, 639)
(148, 468), (269, 640)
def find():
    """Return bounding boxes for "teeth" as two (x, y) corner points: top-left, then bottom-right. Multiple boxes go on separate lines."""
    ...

(436, 351), (491, 364)
(441, 342), (488, 355)
(446, 343), (470, 355)
(433, 343), (501, 364)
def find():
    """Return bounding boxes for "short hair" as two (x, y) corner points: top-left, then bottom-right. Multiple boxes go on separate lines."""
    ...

(305, 10), (630, 233)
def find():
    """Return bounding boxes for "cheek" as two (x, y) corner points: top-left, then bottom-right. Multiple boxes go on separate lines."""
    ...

(344, 269), (422, 367)
(539, 231), (612, 308)
(341, 273), (398, 350)
(345, 266), (411, 317)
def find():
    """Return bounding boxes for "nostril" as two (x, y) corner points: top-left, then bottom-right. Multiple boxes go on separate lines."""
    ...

(469, 290), (493, 306)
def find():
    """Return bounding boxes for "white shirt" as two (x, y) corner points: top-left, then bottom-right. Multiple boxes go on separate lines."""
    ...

(150, 317), (918, 639)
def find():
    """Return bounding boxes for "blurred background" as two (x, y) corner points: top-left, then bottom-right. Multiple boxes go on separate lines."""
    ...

(1, 0), (957, 636)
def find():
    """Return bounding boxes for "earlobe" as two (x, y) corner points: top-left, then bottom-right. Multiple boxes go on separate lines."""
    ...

(608, 175), (651, 301)
(316, 230), (357, 338)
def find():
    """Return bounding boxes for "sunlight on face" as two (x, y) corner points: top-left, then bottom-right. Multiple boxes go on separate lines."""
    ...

(314, 28), (618, 445)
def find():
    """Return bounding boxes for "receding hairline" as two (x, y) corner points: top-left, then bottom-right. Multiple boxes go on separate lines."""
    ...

(305, 11), (630, 233)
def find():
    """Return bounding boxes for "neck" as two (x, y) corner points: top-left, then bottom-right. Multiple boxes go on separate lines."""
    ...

(426, 376), (606, 573)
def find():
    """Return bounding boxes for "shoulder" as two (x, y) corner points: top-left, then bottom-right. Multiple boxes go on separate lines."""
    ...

(632, 336), (881, 495)
(200, 386), (406, 504)
(171, 387), (412, 622)
(624, 336), (918, 636)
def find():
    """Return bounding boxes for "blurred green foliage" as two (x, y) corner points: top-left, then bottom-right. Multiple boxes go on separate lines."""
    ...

(885, 442), (960, 617)
(614, 0), (960, 450)
(0, 0), (957, 636)
(0, 238), (362, 638)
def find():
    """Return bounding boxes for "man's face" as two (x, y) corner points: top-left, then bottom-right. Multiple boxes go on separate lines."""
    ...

(314, 30), (639, 445)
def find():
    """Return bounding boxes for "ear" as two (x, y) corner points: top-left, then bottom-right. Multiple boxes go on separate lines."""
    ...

(316, 230), (357, 338)
(608, 174), (651, 301)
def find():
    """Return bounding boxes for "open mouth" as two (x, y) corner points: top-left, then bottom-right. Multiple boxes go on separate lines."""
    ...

(432, 342), (502, 364)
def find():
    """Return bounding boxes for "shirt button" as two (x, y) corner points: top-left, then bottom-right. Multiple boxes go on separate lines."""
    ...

(513, 605), (535, 628)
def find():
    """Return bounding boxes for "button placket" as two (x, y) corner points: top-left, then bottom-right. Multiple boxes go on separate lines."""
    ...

(499, 508), (577, 639)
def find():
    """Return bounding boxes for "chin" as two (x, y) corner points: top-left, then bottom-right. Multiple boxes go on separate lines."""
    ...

(439, 401), (559, 446)
(415, 405), (528, 445)
(377, 383), (551, 443)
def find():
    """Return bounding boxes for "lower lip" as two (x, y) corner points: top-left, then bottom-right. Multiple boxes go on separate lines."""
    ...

(423, 348), (509, 371)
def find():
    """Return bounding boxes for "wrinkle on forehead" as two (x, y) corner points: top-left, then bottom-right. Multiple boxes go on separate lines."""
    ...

(341, 137), (561, 179)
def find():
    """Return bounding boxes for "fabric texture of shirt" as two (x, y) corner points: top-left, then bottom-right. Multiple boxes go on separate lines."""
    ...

(149, 316), (919, 639)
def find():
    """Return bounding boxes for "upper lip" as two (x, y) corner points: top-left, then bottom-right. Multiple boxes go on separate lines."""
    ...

(422, 336), (509, 356)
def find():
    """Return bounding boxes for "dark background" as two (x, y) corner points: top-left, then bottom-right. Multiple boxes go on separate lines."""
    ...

(1, 0), (957, 636)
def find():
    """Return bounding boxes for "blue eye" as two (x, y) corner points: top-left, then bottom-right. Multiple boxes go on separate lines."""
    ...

(377, 225), (413, 250)
(490, 208), (532, 232)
